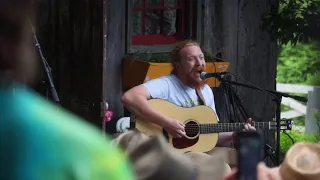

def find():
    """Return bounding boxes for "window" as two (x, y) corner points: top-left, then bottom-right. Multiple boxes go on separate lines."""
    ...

(126, 0), (201, 53)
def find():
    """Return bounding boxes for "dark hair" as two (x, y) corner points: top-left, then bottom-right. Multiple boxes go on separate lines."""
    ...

(0, 0), (38, 85)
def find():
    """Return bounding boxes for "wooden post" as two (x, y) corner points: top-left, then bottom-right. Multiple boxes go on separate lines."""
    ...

(104, 0), (127, 134)
(305, 86), (320, 135)
(102, 0), (108, 137)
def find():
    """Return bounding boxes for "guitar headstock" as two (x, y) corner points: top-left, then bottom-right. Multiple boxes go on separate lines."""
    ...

(280, 118), (293, 131)
(268, 118), (293, 131)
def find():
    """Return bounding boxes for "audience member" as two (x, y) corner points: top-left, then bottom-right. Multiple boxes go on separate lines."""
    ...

(224, 142), (320, 180)
(0, 0), (134, 179)
(113, 130), (231, 180)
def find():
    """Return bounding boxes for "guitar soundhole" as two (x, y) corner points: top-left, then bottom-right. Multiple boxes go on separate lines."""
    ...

(185, 121), (200, 138)
(172, 121), (199, 149)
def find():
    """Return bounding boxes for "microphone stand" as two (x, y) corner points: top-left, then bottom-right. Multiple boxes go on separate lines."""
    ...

(264, 143), (277, 165)
(30, 22), (60, 105)
(219, 75), (249, 123)
(215, 75), (307, 166)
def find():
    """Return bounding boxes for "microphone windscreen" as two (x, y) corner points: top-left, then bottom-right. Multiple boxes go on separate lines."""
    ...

(200, 72), (207, 80)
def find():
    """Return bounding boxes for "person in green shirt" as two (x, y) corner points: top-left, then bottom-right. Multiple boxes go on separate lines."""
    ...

(0, 1), (134, 180)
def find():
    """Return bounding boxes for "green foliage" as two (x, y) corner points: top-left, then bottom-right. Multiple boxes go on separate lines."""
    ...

(280, 110), (320, 153)
(203, 50), (224, 62)
(149, 54), (171, 63)
(124, 53), (171, 63)
(306, 71), (320, 86)
(264, 0), (320, 45)
(314, 109), (320, 136)
(203, 50), (216, 61)
(124, 50), (221, 63)
(280, 130), (319, 152)
(277, 41), (320, 84)
(293, 117), (305, 126)
(277, 41), (319, 129)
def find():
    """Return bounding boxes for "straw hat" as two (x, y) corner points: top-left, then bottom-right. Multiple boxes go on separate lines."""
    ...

(280, 142), (320, 180)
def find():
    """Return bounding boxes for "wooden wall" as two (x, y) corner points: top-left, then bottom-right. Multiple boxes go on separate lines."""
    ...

(104, 0), (127, 134)
(35, 0), (127, 134)
(202, 0), (278, 164)
(35, 0), (103, 128)
(35, 0), (279, 159)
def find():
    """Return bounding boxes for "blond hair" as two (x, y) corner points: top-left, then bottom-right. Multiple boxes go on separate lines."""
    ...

(112, 130), (151, 154)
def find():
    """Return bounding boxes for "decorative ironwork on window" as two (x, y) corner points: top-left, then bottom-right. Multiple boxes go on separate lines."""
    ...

(131, 0), (186, 45)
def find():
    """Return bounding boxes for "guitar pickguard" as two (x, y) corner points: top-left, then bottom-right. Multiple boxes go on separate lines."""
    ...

(172, 137), (199, 149)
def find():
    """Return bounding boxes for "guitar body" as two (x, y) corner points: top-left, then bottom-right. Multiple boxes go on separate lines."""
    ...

(132, 99), (291, 153)
(133, 99), (219, 153)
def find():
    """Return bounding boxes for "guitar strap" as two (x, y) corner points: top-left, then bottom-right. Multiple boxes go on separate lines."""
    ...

(195, 87), (206, 106)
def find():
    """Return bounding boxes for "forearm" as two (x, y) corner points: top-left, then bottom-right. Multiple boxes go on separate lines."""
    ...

(123, 95), (170, 127)
(216, 132), (234, 147)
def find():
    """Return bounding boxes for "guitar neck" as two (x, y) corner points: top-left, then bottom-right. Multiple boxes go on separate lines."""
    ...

(200, 122), (272, 134)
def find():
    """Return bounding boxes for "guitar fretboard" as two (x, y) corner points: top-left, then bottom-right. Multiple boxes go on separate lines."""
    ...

(200, 122), (272, 134)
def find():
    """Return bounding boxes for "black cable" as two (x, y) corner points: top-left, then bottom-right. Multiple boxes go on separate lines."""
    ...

(264, 153), (277, 166)
(225, 75), (239, 123)
(226, 72), (281, 102)
(281, 131), (295, 145)
(29, 20), (60, 104)
(232, 87), (249, 121)
(213, 61), (217, 87)
(218, 72), (283, 166)
(220, 80), (232, 122)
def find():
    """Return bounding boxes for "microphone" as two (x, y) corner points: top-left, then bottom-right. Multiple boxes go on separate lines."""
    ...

(200, 71), (229, 80)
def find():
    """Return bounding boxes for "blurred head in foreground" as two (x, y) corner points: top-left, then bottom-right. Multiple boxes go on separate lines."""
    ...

(0, 0), (38, 86)
(0, 1), (134, 179)
(224, 142), (320, 180)
(113, 130), (231, 180)
(280, 142), (320, 180)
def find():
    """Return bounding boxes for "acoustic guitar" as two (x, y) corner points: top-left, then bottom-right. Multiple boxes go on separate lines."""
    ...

(130, 99), (292, 153)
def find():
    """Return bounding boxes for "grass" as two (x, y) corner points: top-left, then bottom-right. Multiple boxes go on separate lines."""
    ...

(280, 130), (319, 152)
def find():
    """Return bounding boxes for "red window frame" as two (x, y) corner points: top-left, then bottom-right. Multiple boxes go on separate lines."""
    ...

(132, 0), (186, 45)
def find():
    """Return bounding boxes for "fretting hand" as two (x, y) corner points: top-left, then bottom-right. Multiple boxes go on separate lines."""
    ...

(243, 118), (256, 131)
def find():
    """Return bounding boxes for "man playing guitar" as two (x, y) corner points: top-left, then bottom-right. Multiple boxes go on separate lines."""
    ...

(122, 40), (256, 166)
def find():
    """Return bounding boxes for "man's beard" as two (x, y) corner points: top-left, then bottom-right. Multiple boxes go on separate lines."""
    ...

(186, 73), (205, 87)
(185, 66), (205, 88)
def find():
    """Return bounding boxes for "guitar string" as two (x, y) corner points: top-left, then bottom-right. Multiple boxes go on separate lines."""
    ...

(180, 127), (271, 134)
(182, 122), (271, 127)
(170, 76), (278, 133)
(173, 77), (274, 132)
(183, 126), (272, 132)
(181, 122), (273, 133)
(179, 124), (276, 134)
(176, 78), (272, 129)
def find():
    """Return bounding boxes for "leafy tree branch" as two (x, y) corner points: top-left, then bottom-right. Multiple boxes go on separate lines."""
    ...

(264, 0), (320, 45)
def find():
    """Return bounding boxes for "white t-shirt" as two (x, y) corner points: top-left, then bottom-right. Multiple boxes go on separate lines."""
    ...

(142, 74), (219, 121)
